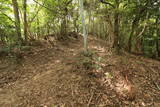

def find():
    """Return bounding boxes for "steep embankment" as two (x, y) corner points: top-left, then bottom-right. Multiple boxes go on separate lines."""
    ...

(0, 36), (160, 107)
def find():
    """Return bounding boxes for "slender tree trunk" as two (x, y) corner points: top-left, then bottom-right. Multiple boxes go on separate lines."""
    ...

(157, 36), (160, 57)
(156, 17), (160, 57)
(37, 14), (40, 39)
(23, 0), (28, 43)
(60, 17), (67, 36)
(80, 0), (87, 51)
(0, 29), (5, 43)
(60, 6), (68, 37)
(12, 0), (22, 43)
(128, 15), (140, 53)
(113, 0), (120, 53)
(64, 16), (67, 35)
(73, 13), (78, 32)
(113, 12), (119, 50)
(128, 25), (134, 53)
(47, 23), (50, 35)
(92, 16), (95, 35)
(88, 10), (91, 33)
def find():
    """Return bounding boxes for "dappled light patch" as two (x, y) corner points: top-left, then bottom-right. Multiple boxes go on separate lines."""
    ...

(100, 69), (137, 101)
(91, 46), (106, 53)
(55, 60), (60, 63)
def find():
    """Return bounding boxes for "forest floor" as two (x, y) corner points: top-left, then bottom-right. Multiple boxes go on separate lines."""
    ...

(0, 35), (160, 107)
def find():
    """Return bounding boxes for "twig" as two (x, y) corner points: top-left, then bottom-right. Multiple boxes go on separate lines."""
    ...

(87, 90), (94, 107)
(154, 82), (160, 91)
(71, 84), (74, 97)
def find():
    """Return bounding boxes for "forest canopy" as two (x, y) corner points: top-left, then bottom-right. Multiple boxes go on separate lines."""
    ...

(0, 0), (160, 58)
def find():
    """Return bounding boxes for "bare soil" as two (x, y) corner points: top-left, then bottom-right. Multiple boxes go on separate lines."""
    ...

(0, 36), (160, 107)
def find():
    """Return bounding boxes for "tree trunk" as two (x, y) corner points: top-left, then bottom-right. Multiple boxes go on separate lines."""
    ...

(37, 14), (40, 39)
(128, 3), (148, 53)
(157, 37), (160, 57)
(0, 29), (5, 43)
(60, 17), (67, 36)
(73, 13), (79, 32)
(128, 15), (140, 53)
(113, 0), (120, 53)
(88, 11), (91, 33)
(128, 22), (135, 53)
(23, 0), (28, 43)
(156, 17), (160, 57)
(80, 0), (87, 51)
(92, 16), (95, 35)
(113, 11), (120, 52)
(12, 0), (22, 43)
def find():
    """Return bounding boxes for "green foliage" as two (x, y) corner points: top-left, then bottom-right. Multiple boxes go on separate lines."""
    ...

(0, 0), (160, 59)
(78, 50), (104, 71)
(83, 50), (97, 57)
(0, 45), (11, 56)
(143, 37), (157, 57)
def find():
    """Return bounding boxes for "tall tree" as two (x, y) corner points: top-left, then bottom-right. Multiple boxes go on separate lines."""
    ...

(128, 2), (147, 53)
(113, 0), (120, 53)
(156, 16), (160, 57)
(100, 0), (120, 53)
(23, 0), (28, 43)
(80, 0), (87, 51)
(12, 0), (22, 43)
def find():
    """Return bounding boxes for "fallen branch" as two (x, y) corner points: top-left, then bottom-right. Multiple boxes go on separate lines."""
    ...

(154, 82), (160, 91)
(87, 90), (94, 107)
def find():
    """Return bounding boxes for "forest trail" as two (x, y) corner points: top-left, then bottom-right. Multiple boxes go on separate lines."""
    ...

(0, 36), (160, 107)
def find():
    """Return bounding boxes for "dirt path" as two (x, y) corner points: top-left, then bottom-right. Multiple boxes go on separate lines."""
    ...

(0, 36), (160, 107)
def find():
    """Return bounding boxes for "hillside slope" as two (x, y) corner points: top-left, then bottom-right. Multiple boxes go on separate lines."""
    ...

(0, 36), (160, 107)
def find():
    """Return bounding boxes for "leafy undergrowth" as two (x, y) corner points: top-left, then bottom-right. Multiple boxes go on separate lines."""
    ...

(0, 36), (160, 107)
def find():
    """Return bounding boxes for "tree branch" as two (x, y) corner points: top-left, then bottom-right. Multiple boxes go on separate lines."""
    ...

(33, 0), (58, 14)
(66, 0), (72, 5)
(99, 0), (115, 8)
(0, 12), (15, 23)
(137, 12), (149, 39)
(29, 5), (43, 23)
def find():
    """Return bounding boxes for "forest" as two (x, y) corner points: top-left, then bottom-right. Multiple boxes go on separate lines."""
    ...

(0, 0), (160, 106)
